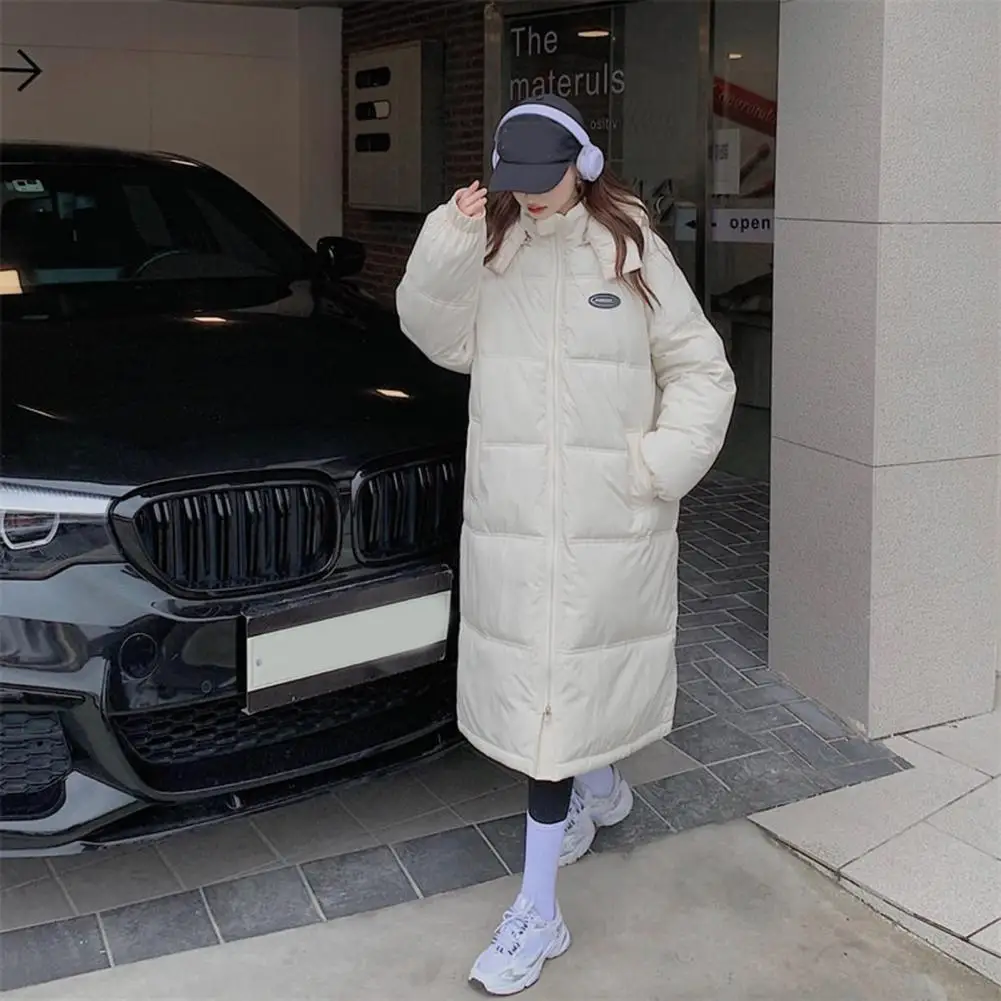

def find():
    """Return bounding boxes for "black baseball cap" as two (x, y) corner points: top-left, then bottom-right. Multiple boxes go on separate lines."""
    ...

(489, 94), (585, 195)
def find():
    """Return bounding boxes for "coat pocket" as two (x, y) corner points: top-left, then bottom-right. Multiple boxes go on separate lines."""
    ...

(625, 430), (657, 506)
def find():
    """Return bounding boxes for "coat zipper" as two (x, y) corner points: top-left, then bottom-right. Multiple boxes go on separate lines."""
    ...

(537, 236), (563, 770)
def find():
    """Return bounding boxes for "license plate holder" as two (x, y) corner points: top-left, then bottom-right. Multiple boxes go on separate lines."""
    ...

(242, 566), (453, 715)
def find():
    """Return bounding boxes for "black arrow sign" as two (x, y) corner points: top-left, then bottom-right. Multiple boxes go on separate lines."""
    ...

(2, 49), (42, 92)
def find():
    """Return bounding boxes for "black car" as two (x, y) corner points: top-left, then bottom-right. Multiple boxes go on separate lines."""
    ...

(0, 142), (469, 855)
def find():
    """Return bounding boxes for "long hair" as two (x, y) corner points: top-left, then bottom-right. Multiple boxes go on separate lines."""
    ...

(485, 170), (659, 309)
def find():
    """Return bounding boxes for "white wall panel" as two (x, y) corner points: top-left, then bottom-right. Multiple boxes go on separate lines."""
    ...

(1, 45), (151, 149)
(149, 2), (297, 58)
(0, 0), (342, 238)
(0, 1), (155, 52)
(150, 51), (300, 227)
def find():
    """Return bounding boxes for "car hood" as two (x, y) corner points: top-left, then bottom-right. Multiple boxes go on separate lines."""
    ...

(1, 279), (469, 488)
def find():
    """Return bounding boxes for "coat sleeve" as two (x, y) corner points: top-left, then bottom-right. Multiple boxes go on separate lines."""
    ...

(639, 232), (737, 502)
(395, 195), (487, 375)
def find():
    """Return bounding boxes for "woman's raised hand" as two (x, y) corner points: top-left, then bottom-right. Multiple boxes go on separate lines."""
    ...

(455, 181), (488, 219)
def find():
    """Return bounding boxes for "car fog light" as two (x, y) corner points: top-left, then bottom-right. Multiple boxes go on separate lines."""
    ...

(119, 632), (159, 681)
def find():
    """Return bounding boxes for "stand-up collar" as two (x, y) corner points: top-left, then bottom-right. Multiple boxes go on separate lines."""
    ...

(486, 200), (645, 280)
(529, 200), (590, 241)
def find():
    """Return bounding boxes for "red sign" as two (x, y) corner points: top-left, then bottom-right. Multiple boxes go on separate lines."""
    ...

(713, 78), (777, 137)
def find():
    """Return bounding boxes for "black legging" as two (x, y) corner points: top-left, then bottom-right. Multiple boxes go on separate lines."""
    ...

(527, 777), (574, 825)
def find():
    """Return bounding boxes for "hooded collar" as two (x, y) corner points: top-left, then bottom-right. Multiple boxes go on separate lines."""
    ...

(486, 200), (644, 280)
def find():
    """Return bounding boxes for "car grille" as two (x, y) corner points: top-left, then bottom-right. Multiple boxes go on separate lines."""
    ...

(353, 456), (462, 563)
(130, 482), (340, 595)
(110, 668), (455, 793)
(0, 712), (71, 819)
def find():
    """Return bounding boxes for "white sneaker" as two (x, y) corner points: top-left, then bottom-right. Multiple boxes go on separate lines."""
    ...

(559, 766), (634, 867)
(468, 894), (571, 996)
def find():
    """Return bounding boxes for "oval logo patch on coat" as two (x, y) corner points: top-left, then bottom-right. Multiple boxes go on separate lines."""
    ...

(588, 292), (621, 309)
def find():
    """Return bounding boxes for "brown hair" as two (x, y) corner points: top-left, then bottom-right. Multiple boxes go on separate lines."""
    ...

(485, 170), (659, 309)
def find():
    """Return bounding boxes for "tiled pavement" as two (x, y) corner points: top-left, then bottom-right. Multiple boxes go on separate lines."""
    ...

(752, 679), (1001, 986)
(0, 473), (911, 993)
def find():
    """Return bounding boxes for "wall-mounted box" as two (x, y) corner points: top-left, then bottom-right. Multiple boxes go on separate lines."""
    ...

(347, 40), (444, 213)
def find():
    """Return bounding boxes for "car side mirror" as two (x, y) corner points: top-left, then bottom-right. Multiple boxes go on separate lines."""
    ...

(316, 236), (365, 279)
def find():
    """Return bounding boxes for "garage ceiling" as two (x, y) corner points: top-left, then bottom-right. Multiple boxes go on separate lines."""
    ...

(170, 1), (366, 7)
(171, 0), (598, 7)
(171, 0), (596, 6)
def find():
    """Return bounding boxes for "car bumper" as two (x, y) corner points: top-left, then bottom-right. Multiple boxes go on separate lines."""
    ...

(0, 560), (459, 855)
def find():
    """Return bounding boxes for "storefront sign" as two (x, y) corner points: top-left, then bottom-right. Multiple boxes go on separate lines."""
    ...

(714, 208), (773, 243)
(713, 79), (777, 137)
(674, 205), (774, 245)
(507, 23), (625, 103)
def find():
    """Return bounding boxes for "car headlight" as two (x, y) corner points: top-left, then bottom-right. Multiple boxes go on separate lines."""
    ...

(0, 483), (121, 579)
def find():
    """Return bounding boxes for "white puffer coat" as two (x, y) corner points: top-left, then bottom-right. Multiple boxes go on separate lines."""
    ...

(397, 196), (736, 781)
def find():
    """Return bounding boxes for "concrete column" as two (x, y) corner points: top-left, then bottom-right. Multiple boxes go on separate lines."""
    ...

(297, 5), (343, 245)
(770, 0), (1001, 736)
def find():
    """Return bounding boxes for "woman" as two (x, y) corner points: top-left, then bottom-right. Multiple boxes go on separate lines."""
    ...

(397, 94), (735, 995)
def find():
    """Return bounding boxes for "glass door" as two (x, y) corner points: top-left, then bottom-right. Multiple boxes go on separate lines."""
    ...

(615, 0), (710, 295)
(708, 0), (779, 482)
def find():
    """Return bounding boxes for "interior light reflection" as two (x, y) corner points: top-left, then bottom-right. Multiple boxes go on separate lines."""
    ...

(17, 405), (66, 422)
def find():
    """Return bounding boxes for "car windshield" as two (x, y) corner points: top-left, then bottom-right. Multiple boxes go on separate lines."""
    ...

(0, 159), (312, 296)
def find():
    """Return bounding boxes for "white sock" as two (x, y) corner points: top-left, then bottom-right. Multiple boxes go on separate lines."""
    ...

(577, 766), (615, 799)
(519, 815), (565, 922)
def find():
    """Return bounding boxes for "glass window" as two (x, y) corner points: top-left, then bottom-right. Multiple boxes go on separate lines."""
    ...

(502, 5), (625, 166)
(501, 2), (703, 287)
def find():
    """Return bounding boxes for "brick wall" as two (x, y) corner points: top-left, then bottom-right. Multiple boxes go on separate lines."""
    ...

(342, 1), (485, 302)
